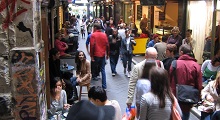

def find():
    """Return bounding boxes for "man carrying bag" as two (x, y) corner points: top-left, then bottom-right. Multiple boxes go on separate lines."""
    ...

(169, 44), (203, 120)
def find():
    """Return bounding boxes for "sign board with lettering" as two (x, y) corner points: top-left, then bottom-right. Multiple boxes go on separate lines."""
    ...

(140, 0), (165, 6)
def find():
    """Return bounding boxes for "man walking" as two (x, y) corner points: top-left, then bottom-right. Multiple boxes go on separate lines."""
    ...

(108, 28), (121, 76)
(90, 23), (109, 89)
(126, 47), (164, 107)
(169, 44), (202, 120)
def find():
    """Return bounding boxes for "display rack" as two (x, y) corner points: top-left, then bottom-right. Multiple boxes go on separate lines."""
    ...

(155, 25), (173, 35)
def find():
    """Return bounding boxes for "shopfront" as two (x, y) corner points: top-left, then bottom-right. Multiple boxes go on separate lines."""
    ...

(187, 0), (220, 64)
(132, 0), (186, 54)
(132, 0), (220, 63)
(133, 0), (183, 35)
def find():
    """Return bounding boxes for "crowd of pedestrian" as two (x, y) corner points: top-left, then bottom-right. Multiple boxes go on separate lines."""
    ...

(48, 13), (220, 120)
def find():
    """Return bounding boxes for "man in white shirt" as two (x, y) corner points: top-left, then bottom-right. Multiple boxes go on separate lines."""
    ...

(126, 47), (164, 108)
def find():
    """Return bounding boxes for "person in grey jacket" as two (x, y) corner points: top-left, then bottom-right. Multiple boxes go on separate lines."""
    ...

(120, 29), (136, 78)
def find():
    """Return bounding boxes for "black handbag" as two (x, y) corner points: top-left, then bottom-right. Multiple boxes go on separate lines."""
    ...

(172, 60), (199, 104)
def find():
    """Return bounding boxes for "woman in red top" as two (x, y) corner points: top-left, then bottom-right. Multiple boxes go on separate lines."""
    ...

(54, 33), (71, 57)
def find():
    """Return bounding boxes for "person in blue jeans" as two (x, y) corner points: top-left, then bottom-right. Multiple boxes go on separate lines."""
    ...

(120, 29), (136, 78)
(86, 34), (100, 80)
(108, 28), (121, 76)
(90, 23), (109, 89)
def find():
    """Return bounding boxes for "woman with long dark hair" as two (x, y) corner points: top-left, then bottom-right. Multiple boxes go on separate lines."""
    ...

(74, 50), (91, 86)
(139, 67), (182, 120)
(135, 60), (156, 118)
(48, 77), (70, 119)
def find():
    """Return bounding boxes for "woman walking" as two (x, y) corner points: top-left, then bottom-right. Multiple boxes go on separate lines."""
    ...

(120, 29), (136, 78)
(139, 67), (182, 120)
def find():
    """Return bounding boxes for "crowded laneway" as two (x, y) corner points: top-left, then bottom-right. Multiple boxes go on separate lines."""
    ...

(75, 19), (199, 120)
(1, 0), (219, 119)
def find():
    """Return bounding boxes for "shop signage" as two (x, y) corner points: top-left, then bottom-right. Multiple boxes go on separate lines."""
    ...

(140, 0), (165, 6)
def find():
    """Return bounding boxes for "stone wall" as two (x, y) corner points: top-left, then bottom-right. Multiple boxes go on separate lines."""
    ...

(0, 0), (46, 119)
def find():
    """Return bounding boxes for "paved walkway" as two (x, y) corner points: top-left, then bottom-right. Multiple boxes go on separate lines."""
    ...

(75, 20), (199, 119)
(77, 32), (130, 113)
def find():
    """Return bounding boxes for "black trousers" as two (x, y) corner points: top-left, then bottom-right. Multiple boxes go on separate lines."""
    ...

(91, 60), (100, 78)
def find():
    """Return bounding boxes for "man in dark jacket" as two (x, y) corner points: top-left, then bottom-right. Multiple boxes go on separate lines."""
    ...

(108, 28), (121, 76)
(105, 21), (113, 37)
(169, 44), (202, 120)
(49, 48), (61, 80)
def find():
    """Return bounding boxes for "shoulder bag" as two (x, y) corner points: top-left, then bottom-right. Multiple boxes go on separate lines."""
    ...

(171, 60), (199, 104)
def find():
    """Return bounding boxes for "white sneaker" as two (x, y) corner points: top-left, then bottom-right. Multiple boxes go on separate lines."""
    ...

(112, 73), (116, 76)
(127, 72), (131, 78)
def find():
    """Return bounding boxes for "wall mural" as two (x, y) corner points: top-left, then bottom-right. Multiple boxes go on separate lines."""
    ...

(11, 50), (37, 119)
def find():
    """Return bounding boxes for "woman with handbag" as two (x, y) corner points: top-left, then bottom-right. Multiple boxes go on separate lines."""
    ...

(139, 67), (182, 120)
(201, 71), (220, 120)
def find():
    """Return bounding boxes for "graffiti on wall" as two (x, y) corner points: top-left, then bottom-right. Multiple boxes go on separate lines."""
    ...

(11, 51), (35, 65)
(39, 90), (46, 120)
(0, 0), (31, 30)
(11, 51), (37, 119)
(13, 66), (35, 95)
(15, 95), (37, 120)
(38, 62), (46, 119)
(0, 58), (10, 93)
(17, 22), (33, 38)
